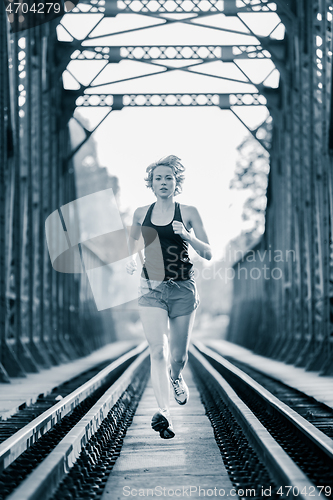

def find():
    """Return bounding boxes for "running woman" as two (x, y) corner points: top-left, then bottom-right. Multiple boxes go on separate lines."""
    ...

(126, 155), (212, 439)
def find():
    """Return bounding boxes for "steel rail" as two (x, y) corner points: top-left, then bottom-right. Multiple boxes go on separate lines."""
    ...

(7, 347), (149, 500)
(4, 343), (327, 500)
(0, 342), (147, 473)
(193, 341), (333, 461)
(189, 345), (322, 499)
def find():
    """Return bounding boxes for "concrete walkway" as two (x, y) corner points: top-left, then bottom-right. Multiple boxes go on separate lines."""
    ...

(0, 341), (137, 420)
(102, 366), (233, 500)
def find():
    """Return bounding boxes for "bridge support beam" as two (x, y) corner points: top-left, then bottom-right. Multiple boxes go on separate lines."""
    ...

(227, 0), (333, 375)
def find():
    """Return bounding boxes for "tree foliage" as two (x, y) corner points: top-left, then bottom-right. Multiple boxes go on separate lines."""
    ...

(230, 134), (270, 249)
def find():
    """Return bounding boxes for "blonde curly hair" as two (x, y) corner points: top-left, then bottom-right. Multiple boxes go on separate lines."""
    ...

(145, 155), (185, 196)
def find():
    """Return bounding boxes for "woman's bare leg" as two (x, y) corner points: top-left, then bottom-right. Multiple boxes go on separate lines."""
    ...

(169, 310), (196, 380)
(139, 306), (170, 410)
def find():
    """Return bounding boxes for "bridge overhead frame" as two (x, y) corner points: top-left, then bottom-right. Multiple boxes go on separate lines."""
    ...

(59, 0), (284, 152)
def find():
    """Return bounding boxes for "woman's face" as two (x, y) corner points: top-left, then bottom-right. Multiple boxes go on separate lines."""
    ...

(152, 166), (176, 198)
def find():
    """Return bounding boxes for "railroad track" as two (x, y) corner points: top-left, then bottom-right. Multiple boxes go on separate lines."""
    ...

(0, 357), (130, 446)
(0, 341), (332, 500)
(208, 350), (333, 440)
(0, 343), (149, 499)
(191, 342), (333, 500)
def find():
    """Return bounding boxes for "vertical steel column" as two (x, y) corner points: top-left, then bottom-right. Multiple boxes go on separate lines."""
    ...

(2, 32), (25, 377)
(306, 0), (333, 372)
(38, 25), (57, 365)
(10, 25), (22, 373)
(321, 2), (333, 375)
(327, 5), (333, 374)
(24, 27), (46, 368)
(48, 25), (72, 362)
(28, 27), (51, 368)
(228, 0), (333, 373)
(0, 8), (10, 382)
(6, 21), (38, 374)
(42, 25), (67, 364)
(303, 0), (321, 369)
(286, 0), (312, 366)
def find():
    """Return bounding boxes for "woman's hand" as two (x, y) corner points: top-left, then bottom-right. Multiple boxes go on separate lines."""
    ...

(172, 221), (191, 241)
(126, 259), (137, 275)
(174, 206), (212, 260)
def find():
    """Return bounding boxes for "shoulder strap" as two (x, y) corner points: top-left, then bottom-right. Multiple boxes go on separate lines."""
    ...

(174, 202), (182, 222)
(175, 203), (190, 232)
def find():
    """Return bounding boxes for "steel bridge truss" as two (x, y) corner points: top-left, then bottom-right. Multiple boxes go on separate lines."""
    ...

(72, 44), (273, 61)
(56, 0), (286, 152)
(227, 0), (333, 375)
(1, 0), (333, 381)
(0, 9), (116, 382)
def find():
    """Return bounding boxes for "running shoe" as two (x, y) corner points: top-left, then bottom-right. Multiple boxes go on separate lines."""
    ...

(151, 409), (175, 439)
(169, 368), (189, 405)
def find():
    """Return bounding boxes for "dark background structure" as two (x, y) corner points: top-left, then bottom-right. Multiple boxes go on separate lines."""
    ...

(228, 0), (333, 376)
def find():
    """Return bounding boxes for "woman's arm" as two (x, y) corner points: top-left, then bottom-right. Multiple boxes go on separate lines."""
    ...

(172, 206), (212, 260)
(128, 208), (142, 251)
(126, 208), (142, 274)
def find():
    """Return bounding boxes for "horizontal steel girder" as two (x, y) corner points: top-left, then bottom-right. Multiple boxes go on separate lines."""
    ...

(71, 0), (278, 16)
(72, 45), (272, 62)
(74, 92), (267, 108)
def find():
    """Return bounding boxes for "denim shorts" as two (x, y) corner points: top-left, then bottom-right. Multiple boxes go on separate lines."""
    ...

(138, 277), (200, 319)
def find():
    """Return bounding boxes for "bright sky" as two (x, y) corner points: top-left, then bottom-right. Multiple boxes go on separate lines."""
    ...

(94, 105), (249, 261)
(60, 4), (283, 260)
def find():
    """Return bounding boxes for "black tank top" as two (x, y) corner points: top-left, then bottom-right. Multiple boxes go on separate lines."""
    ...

(141, 202), (194, 281)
